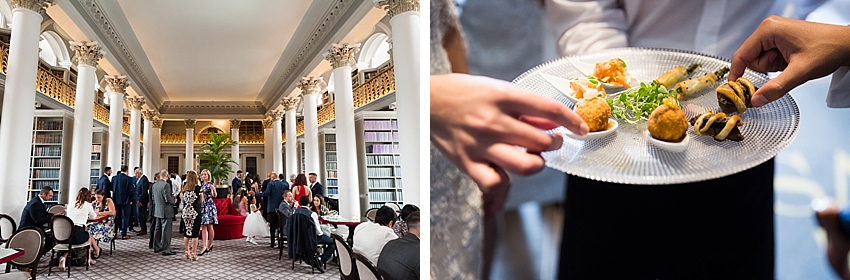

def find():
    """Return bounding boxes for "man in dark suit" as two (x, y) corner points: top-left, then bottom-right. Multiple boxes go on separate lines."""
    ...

(150, 170), (176, 255)
(254, 172), (289, 248)
(111, 166), (135, 239)
(19, 187), (56, 229)
(231, 170), (243, 199)
(134, 168), (150, 236)
(378, 211), (420, 280)
(308, 173), (324, 198)
(96, 167), (112, 198)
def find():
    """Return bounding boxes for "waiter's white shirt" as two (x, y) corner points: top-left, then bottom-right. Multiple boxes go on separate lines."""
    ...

(353, 221), (398, 265)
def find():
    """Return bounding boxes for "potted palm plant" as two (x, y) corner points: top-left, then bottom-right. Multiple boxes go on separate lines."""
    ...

(197, 131), (237, 198)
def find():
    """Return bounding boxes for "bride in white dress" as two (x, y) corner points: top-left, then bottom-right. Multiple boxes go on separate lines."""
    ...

(242, 196), (269, 245)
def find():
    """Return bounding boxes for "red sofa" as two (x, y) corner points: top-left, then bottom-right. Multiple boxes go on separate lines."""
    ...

(212, 198), (246, 240)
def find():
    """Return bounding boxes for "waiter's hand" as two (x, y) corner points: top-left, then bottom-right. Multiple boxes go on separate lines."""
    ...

(730, 16), (850, 107)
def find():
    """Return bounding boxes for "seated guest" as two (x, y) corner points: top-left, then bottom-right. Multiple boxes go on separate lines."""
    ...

(87, 188), (115, 259)
(278, 190), (298, 219)
(63, 187), (98, 270)
(309, 194), (330, 216)
(393, 204), (419, 237)
(378, 211), (420, 280)
(20, 186), (56, 229)
(296, 196), (335, 270)
(353, 206), (398, 264)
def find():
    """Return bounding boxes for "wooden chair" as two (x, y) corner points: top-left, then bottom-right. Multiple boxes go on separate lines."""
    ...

(332, 233), (358, 280)
(0, 214), (16, 247)
(353, 252), (382, 280)
(47, 215), (90, 278)
(364, 208), (379, 222)
(276, 209), (288, 260)
(46, 205), (65, 215)
(3, 227), (45, 280)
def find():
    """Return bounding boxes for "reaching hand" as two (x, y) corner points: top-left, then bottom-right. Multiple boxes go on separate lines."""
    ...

(431, 74), (588, 218)
(730, 16), (850, 107)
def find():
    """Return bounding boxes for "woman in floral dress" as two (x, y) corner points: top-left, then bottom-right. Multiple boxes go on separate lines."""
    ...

(181, 170), (202, 260)
(198, 169), (218, 256)
(87, 188), (115, 258)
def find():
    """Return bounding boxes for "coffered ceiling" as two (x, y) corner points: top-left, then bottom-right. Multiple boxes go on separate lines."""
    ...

(46, 0), (385, 118)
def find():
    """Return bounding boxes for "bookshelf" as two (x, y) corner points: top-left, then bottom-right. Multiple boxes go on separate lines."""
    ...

(299, 141), (306, 175)
(89, 127), (108, 190)
(318, 129), (337, 197)
(355, 111), (402, 211)
(29, 110), (73, 204)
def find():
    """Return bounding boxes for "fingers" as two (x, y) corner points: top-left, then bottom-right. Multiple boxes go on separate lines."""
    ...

(519, 115), (561, 131)
(497, 115), (563, 153)
(485, 143), (546, 176)
(465, 159), (511, 192)
(500, 88), (589, 135)
(751, 61), (810, 107)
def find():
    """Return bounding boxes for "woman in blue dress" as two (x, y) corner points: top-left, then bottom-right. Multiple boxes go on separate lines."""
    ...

(198, 169), (218, 256)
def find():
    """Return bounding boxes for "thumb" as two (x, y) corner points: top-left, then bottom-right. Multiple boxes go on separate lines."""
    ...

(751, 62), (810, 107)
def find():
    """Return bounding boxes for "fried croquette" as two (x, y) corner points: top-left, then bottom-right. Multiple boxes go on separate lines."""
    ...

(647, 98), (688, 142)
(575, 97), (612, 132)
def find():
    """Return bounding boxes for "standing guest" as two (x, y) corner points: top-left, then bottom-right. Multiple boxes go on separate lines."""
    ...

(87, 188), (115, 259)
(133, 168), (150, 236)
(231, 170), (244, 201)
(180, 170), (202, 261)
(249, 174), (261, 209)
(19, 186), (56, 229)
(253, 172), (288, 248)
(96, 167), (112, 198)
(393, 204), (420, 238)
(296, 196), (336, 270)
(111, 165), (134, 239)
(278, 190), (298, 219)
(260, 172), (272, 223)
(378, 211), (420, 280)
(151, 170), (177, 255)
(289, 174), (296, 185)
(62, 188), (98, 270)
(353, 206), (398, 264)
(170, 173), (181, 221)
(198, 169), (218, 255)
(308, 173), (324, 198)
(237, 189), (249, 217)
(292, 174), (312, 205)
(242, 196), (268, 245)
(129, 167), (139, 231)
(148, 173), (158, 249)
(309, 195), (329, 216)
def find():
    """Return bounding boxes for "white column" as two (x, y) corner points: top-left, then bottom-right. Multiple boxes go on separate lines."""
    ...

(262, 118), (274, 174)
(282, 98), (299, 180)
(298, 77), (325, 180)
(376, 0), (420, 205)
(325, 43), (362, 218)
(142, 110), (155, 177)
(230, 119), (241, 179)
(151, 118), (162, 173)
(270, 110), (284, 174)
(0, 2), (50, 216)
(104, 76), (129, 173)
(184, 119), (196, 172)
(68, 41), (103, 197)
(128, 98), (144, 171)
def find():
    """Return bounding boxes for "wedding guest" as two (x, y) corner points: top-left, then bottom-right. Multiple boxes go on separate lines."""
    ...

(278, 190), (298, 219)
(111, 165), (135, 239)
(254, 172), (288, 248)
(231, 170), (244, 201)
(393, 204), (420, 237)
(378, 211), (420, 280)
(309, 195), (329, 216)
(237, 189), (248, 217)
(151, 170), (177, 256)
(308, 173), (324, 198)
(133, 168), (150, 236)
(96, 167), (112, 198)
(295, 196), (336, 269)
(198, 169), (218, 256)
(87, 188), (115, 259)
(20, 186), (55, 229)
(170, 173), (181, 221)
(180, 170), (202, 261)
(62, 188), (98, 270)
(353, 206), (398, 264)
(292, 174), (311, 206)
(242, 196), (268, 245)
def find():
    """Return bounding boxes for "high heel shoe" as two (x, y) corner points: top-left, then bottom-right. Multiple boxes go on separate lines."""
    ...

(92, 247), (101, 259)
(58, 257), (66, 272)
(185, 251), (190, 260)
(191, 253), (198, 261)
(198, 248), (209, 256)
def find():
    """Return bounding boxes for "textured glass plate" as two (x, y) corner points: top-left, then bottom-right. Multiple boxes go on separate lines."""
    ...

(512, 48), (800, 185)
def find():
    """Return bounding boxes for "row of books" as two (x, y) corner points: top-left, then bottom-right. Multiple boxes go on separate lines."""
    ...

(364, 131), (399, 142)
(33, 134), (62, 144)
(367, 144), (399, 154)
(33, 158), (60, 167)
(326, 162), (338, 170)
(365, 155), (399, 165)
(367, 167), (395, 177)
(91, 153), (101, 160)
(326, 170), (338, 178)
(325, 154), (337, 162)
(89, 177), (98, 185)
(363, 120), (398, 130)
(325, 143), (337, 152)
(367, 178), (396, 189)
(328, 188), (339, 195)
(90, 169), (99, 177)
(32, 146), (61, 156)
(31, 169), (60, 179)
(92, 144), (101, 152)
(368, 191), (397, 201)
(326, 179), (338, 187)
(324, 134), (336, 142)
(31, 180), (59, 188)
(35, 120), (63, 130)
(29, 191), (58, 201)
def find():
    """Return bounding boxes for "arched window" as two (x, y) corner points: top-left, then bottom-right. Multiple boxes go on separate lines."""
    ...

(358, 33), (391, 69)
(38, 32), (70, 67)
(38, 36), (57, 66)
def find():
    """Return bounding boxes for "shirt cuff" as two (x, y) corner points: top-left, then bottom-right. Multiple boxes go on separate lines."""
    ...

(827, 66), (850, 108)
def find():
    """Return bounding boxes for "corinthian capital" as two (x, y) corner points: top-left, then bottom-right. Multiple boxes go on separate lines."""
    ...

(11, 0), (52, 15)
(70, 41), (104, 67)
(324, 43), (361, 69)
(127, 97), (145, 110)
(268, 110), (284, 121)
(297, 77), (326, 96)
(152, 117), (163, 128)
(262, 118), (274, 129)
(229, 119), (242, 129)
(184, 119), (197, 129)
(103, 75), (130, 93)
(141, 109), (157, 121)
(282, 97), (300, 111)
(373, 0), (419, 18)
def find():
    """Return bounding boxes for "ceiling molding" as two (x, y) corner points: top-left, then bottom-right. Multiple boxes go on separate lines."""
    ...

(159, 101), (266, 115)
(63, 0), (167, 108)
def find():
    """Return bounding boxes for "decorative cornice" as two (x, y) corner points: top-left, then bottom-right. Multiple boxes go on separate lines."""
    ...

(69, 41), (104, 67)
(151, 117), (163, 128)
(10, 0), (52, 15)
(103, 75), (130, 93)
(127, 96), (145, 110)
(298, 76), (326, 96)
(282, 97), (300, 111)
(184, 119), (197, 129)
(374, 0), (419, 17)
(268, 110), (284, 121)
(141, 109), (157, 121)
(262, 118), (274, 129)
(324, 43), (361, 69)
(230, 119), (242, 129)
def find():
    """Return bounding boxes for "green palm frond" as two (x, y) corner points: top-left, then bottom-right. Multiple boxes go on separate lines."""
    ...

(197, 131), (238, 184)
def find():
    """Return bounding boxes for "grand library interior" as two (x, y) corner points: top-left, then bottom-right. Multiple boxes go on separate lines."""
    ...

(0, 0), (421, 279)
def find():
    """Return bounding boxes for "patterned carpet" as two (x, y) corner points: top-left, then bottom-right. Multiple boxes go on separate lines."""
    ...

(7, 218), (343, 280)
